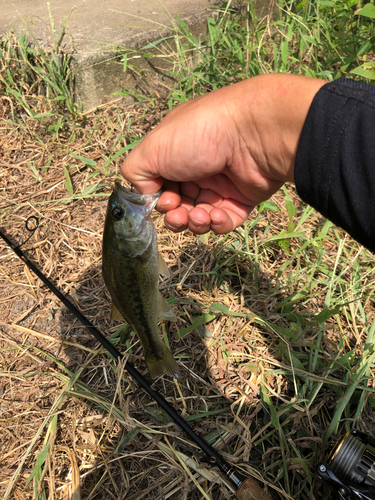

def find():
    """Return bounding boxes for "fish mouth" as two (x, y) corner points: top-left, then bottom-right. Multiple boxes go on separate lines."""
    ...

(114, 182), (162, 206)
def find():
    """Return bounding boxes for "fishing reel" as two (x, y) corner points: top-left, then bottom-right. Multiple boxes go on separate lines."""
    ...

(317, 430), (375, 500)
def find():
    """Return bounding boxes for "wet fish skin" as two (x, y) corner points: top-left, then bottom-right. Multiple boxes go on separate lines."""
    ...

(102, 182), (179, 379)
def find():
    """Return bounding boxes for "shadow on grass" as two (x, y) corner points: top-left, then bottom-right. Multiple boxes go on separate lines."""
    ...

(52, 235), (347, 500)
(2, 220), (364, 500)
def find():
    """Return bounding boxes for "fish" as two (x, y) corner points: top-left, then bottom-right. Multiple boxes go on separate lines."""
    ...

(102, 182), (180, 379)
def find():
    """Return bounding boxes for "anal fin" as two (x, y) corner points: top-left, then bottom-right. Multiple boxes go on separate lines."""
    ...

(158, 292), (177, 322)
(158, 252), (171, 278)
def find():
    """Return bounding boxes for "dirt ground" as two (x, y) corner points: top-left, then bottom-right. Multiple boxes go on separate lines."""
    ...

(1, 89), (375, 500)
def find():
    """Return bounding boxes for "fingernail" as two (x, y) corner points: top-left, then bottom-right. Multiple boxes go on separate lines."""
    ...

(160, 202), (177, 212)
(190, 217), (205, 229)
(167, 220), (183, 230)
(211, 218), (222, 227)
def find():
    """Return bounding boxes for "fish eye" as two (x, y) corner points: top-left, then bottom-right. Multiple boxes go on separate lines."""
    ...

(112, 207), (124, 220)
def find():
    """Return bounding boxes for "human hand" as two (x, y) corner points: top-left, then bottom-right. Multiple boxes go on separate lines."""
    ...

(122, 73), (325, 234)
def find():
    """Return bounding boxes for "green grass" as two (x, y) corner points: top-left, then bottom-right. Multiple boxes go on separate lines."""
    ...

(0, 5), (77, 121)
(115, 0), (375, 105)
(1, 2), (375, 500)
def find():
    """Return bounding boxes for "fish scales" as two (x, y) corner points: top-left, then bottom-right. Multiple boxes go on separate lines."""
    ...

(102, 182), (179, 378)
(108, 238), (160, 353)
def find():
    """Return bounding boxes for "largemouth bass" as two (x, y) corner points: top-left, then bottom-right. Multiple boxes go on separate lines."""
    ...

(102, 182), (180, 379)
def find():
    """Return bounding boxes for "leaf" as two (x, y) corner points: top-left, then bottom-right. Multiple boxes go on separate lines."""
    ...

(141, 36), (174, 50)
(25, 444), (49, 486)
(315, 305), (342, 323)
(324, 349), (375, 443)
(185, 407), (230, 422)
(289, 350), (306, 371)
(71, 154), (97, 167)
(350, 65), (375, 80)
(63, 167), (73, 195)
(277, 237), (290, 255)
(146, 406), (173, 424)
(335, 349), (356, 366)
(281, 40), (289, 68)
(176, 14), (196, 44)
(209, 303), (248, 318)
(357, 3), (375, 19)
(33, 467), (47, 500)
(117, 428), (141, 452)
(257, 200), (280, 213)
(366, 317), (375, 349)
(357, 39), (374, 56)
(207, 17), (219, 51)
(179, 312), (215, 337)
(76, 183), (105, 198)
(120, 324), (134, 344)
(261, 231), (307, 243)
(32, 112), (55, 118)
(303, 35), (315, 44)
(282, 185), (297, 231)
(107, 139), (141, 165)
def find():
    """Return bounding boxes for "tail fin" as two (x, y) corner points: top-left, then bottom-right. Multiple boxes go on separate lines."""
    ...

(145, 344), (180, 379)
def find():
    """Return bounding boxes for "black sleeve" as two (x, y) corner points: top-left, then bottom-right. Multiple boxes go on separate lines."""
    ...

(294, 78), (375, 253)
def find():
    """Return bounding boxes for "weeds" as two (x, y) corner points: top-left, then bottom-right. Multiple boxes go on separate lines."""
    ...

(116, 0), (375, 105)
(0, 5), (77, 122)
(1, 1), (375, 499)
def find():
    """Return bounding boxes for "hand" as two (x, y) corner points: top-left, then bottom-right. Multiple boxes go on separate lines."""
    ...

(122, 73), (325, 234)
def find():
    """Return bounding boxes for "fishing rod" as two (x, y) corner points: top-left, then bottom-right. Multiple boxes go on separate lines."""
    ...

(0, 218), (271, 500)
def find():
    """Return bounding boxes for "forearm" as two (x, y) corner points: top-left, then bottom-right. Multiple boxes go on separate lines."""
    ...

(295, 78), (375, 253)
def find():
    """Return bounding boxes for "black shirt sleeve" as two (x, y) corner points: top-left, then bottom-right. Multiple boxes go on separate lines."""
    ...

(294, 78), (375, 253)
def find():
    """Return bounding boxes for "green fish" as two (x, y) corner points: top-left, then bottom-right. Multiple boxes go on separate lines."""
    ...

(102, 182), (180, 379)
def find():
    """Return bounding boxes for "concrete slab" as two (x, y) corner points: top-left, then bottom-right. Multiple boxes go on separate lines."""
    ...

(1, 0), (224, 110)
(2, 1), (274, 110)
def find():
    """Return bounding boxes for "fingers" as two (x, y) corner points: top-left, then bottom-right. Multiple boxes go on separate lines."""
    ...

(164, 207), (189, 232)
(163, 205), (253, 234)
(209, 207), (244, 234)
(156, 181), (201, 213)
(158, 181), (253, 234)
(157, 183), (181, 212)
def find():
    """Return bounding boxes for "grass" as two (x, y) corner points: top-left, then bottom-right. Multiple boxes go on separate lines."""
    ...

(114, 0), (375, 105)
(1, 1), (375, 499)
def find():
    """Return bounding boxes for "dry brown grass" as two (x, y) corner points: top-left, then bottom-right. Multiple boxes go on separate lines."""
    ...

(1, 65), (375, 500)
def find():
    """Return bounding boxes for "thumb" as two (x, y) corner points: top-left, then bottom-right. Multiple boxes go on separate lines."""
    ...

(121, 151), (164, 195)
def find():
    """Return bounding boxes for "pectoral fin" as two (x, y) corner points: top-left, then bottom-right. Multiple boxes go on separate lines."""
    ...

(111, 303), (124, 321)
(158, 293), (177, 322)
(158, 252), (171, 278)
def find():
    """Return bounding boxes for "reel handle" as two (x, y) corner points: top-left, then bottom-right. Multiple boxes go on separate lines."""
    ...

(236, 477), (272, 500)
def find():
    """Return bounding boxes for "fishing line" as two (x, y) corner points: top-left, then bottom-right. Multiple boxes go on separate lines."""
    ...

(16, 216), (39, 248)
(0, 218), (270, 500)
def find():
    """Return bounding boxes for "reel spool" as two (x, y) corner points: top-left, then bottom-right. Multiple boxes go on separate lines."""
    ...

(329, 430), (375, 486)
(318, 430), (375, 500)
